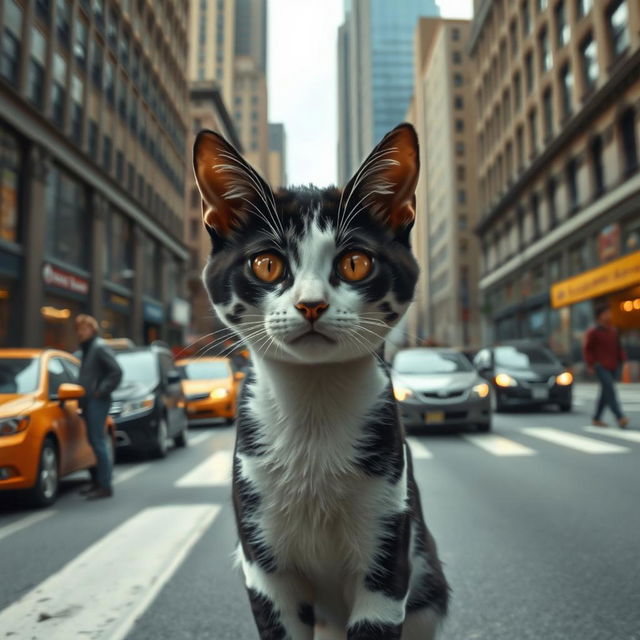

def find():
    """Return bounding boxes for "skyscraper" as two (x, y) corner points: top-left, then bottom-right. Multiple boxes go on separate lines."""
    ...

(337, 0), (439, 184)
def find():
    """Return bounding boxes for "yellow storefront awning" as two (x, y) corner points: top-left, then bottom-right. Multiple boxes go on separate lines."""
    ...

(551, 250), (640, 309)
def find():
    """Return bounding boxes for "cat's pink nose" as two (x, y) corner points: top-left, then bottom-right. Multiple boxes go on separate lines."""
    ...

(295, 301), (329, 322)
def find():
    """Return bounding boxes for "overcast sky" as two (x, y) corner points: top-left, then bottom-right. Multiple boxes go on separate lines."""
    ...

(267, 0), (473, 188)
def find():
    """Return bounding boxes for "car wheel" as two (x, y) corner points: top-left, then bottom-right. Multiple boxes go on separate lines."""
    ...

(477, 422), (492, 433)
(150, 416), (169, 459)
(173, 427), (188, 448)
(559, 402), (572, 412)
(28, 439), (59, 508)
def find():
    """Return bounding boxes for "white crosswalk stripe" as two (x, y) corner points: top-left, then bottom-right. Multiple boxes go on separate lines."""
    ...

(407, 437), (433, 459)
(521, 427), (630, 454)
(584, 426), (640, 443)
(175, 450), (233, 487)
(463, 434), (537, 457)
(113, 463), (151, 485)
(0, 504), (221, 640)
(188, 431), (215, 446)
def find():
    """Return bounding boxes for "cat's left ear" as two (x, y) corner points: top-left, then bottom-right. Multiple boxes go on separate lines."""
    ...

(193, 130), (271, 239)
(343, 123), (419, 237)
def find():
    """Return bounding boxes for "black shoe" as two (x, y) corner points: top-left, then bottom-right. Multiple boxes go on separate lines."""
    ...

(86, 487), (113, 500)
(79, 483), (98, 496)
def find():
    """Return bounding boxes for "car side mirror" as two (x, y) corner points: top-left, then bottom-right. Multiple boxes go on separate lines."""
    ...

(56, 383), (86, 403)
(234, 371), (246, 382)
(167, 371), (181, 385)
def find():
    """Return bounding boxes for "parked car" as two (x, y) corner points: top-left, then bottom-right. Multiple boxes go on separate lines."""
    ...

(0, 349), (115, 507)
(392, 348), (492, 432)
(109, 344), (188, 458)
(473, 340), (573, 412)
(175, 357), (244, 426)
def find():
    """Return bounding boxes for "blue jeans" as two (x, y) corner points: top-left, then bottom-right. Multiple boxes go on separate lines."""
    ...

(84, 397), (113, 490)
(594, 364), (624, 421)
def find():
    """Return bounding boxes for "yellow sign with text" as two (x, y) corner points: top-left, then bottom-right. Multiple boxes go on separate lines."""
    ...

(551, 250), (640, 308)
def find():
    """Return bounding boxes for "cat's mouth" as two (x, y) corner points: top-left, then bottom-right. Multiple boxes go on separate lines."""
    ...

(286, 328), (337, 346)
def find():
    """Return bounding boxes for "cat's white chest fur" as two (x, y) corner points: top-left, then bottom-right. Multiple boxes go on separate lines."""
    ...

(238, 357), (398, 579)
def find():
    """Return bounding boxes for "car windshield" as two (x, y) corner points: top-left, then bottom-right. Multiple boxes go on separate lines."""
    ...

(115, 352), (159, 387)
(393, 350), (474, 374)
(0, 358), (41, 394)
(494, 345), (559, 369)
(177, 361), (230, 380)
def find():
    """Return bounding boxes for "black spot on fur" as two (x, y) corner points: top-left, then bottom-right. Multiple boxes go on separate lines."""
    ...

(347, 621), (402, 639)
(226, 303), (246, 324)
(298, 602), (315, 627)
(385, 312), (400, 322)
(364, 512), (411, 599)
(354, 386), (405, 481)
(247, 589), (287, 640)
(378, 302), (393, 313)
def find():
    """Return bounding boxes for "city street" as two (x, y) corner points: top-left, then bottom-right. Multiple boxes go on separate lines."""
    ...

(0, 385), (639, 640)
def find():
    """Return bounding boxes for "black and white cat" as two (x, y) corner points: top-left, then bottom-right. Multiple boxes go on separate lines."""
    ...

(193, 123), (450, 640)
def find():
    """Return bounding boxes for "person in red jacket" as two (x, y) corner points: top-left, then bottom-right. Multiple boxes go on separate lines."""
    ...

(583, 305), (629, 428)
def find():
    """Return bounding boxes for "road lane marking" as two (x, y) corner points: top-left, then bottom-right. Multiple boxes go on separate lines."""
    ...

(463, 434), (536, 457)
(0, 504), (221, 640)
(0, 510), (57, 543)
(584, 426), (640, 443)
(521, 427), (630, 454)
(175, 450), (233, 486)
(406, 438), (433, 459)
(188, 431), (215, 446)
(113, 463), (151, 486)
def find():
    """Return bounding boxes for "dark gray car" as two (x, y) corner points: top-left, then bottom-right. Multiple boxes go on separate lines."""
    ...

(392, 348), (492, 432)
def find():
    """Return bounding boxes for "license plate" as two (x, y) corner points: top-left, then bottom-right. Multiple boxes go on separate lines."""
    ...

(532, 388), (548, 400)
(425, 411), (445, 424)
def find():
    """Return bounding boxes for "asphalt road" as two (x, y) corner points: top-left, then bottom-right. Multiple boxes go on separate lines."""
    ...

(1, 387), (639, 640)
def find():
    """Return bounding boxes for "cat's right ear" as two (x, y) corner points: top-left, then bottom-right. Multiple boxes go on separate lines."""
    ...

(193, 130), (269, 239)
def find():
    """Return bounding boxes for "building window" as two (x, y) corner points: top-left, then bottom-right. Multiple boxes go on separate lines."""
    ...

(452, 51), (462, 64)
(608, 1), (629, 59)
(458, 190), (467, 205)
(531, 193), (540, 239)
(514, 72), (522, 111)
(452, 28), (460, 41)
(455, 119), (464, 133)
(620, 108), (638, 176)
(44, 165), (89, 267)
(522, 0), (531, 35)
(555, 2), (569, 47)
(102, 135), (112, 171)
(115, 150), (124, 181)
(566, 158), (579, 212)
(51, 53), (67, 128)
(107, 6), (118, 49)
(457, 165), (466, 181)
(0, 127), (22, 244)
(543, 87), (553, 140)
(27, 28), (47, 109)
(70, 75), (83, 144)
(90, 39), (103, 87)
(580, 34), (598, 92)
(1, 0), (23, 87)
(525, 51), (535, 94)
(576, 0), (593, 18)
(104, 58), (115, 104)
(120, 30), (129, 68)
(510, 19), (518, 55)
(35, 0), (51, 22)
(74, 19), (88, 67)
(456, 141), (465, 157)
(103, 208), (133, 286)
(516, 126), (525, 170)
(93, 0), (105, 31)
(560, 63), (573, 118)
(528, 109), (538, 155)
(546, 177), (557, 229)
(454, 73), (463, 87)
(88, 120), (98, 157)
(55, 0), (71, 45)
(536, 0), (548, 11)
(539, 29), (552, 72)
(590, 135), (605, 197)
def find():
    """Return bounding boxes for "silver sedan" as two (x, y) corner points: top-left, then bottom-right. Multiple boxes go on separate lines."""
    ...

(392, 348), (492, 432)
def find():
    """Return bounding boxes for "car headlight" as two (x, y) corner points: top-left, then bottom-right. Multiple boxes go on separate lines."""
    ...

(473, 383), (490, 398)
(393, 386), (414, 402)
(121, 394), (155, 416)
(210, 387), (229, 399)
(556, 372), (573, 386)
(0, 416), (30, 436)
(495, 373), (517, 387)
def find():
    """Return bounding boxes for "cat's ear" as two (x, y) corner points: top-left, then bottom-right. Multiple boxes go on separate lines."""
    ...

(193, 130), (270, 237)
(343, 123), (419, 236)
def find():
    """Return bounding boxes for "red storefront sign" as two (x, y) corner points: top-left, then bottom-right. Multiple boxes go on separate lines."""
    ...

(42, 263), (89, 296)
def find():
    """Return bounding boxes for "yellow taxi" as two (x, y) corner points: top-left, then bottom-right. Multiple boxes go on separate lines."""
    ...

(175, 357), (244, 425)
(0, 349), (115, 507)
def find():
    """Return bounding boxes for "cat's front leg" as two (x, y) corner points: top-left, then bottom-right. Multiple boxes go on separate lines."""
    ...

(346, 512), (411, 640)
(240, 553), (315, 640)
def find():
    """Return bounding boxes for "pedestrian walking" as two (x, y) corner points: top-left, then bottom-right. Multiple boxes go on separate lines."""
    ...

(583, 305), (629, 429)
(75, 314), (123, 499)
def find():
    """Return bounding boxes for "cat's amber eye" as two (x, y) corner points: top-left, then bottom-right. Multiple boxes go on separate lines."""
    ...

(338, 251), (373, 282)
(251, 253), (285, 283)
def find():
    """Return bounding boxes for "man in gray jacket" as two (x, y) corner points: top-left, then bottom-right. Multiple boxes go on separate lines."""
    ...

(75, 314), (123, 500)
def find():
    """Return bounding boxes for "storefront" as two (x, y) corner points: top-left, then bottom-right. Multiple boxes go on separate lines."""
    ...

(42, 263), (90, 351)
(551, 250), (640, 379)
(101, 290), (132, 339)
(143, 299), (164, 345)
